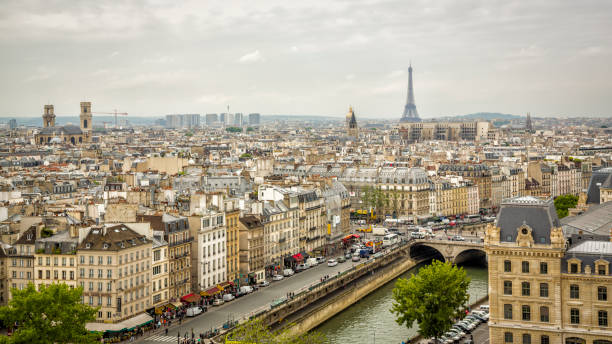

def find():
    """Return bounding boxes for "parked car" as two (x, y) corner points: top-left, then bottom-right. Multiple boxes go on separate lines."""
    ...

(272, 274), (284, 281)
(337, 256), (346, 263)
(234, 290), (247, 298)
(240, 285), (254, 294)
(351, 255), (361, 262)
(316, 256), (325, 264)
(327, 258), (338, 267)
(213, 298), (224, 306)
(186, 306), (203, 317)
(306, 258), (318, 267)
(283, 268), (295, 277)
(295, 263), (308, 272)
(345, 252), (352, 260)
(258, 280), (270, 287)
(223, 293), (235, 302)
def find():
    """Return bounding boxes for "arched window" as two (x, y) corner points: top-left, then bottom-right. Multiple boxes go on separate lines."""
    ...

(566, 338), (585, 344)
(79, 137), (82, 143)
(83, 119), (88, 129)
(70, 137), (75, 145)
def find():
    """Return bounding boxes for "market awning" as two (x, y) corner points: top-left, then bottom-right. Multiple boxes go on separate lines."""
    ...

(292, 253), (303, 261)
(201, 287), (221, 296)
(180, 293), (201, 303)
(171, 302), (183, 308)
(218, 281), (234, 290)
(86, 313), (153, 333)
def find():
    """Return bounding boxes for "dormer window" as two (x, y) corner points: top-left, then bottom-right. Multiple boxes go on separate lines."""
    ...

(85, 243), (91, 249)
(596, 259), (609, 275)
(103, 243), (109, 249)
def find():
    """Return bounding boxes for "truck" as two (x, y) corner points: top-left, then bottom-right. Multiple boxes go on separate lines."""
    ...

(359, 249), (370, 258)
(372, 227), (388, 237)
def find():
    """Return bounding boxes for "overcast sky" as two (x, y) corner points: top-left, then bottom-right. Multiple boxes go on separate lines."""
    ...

(1, 0), (611, 119)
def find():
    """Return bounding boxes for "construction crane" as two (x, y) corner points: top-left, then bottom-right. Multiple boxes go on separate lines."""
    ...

(92, 109), (128, 128)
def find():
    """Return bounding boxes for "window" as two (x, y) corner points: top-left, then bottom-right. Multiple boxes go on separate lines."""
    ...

(598, 286), (608, 301)
(599, 265), (607, 275)
(599, 310), (608, 327)
(540, 262), (548, 274)
(540, 283), (549, 297)
(522, 261), (530, 273)
(540, 306), (549, 322)
(522, 282), (530, 296)
(571, 263), (578, 273)
(504, 304), (513, 319)
(570, 308), (580, 324)
(80, 256), (84, 264)
(504, 260), (512, 272)
(504, 281), (513, 295)
(505, 332), (513, 343)
(107, 312), (112, 319)
(107, 256), (112, 265)
(523, 334), (531, 344)
(522, 305), (531, 321)
(570, 284), (580, 299)
(89, 256), (94, 265)
(540, 335), (549, 344)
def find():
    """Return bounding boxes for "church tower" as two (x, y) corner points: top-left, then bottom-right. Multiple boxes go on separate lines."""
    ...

(80, 101), (92, 140)
(346, 106), (358, 138)
(42, 105), (55, 128)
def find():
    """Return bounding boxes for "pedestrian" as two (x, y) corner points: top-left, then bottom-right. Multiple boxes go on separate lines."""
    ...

(166, 328), (169, 336)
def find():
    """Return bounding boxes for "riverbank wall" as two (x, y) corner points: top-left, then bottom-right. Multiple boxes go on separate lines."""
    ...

(284, 257), (418, 336)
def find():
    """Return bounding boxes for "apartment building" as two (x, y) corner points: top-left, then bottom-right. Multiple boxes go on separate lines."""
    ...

(150, 235), (169, 311)
(77, 224), (152, 323)
(198, 210), (226, 290)
(34, 230), (78, 290)
(6, 226), (36, 300)
(485, 196), (612, 344)
(296, 189), (326, 253)
(225, 205), (240, 284)
(138, 214), (191, 300)
(238, 215), (265, 284)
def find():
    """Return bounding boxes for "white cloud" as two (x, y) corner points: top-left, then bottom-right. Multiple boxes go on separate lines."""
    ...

(238, 50), (263, 63)
(345, 74), (356, 81)
(342, 33), (369, 46)
(23, 67), (55, 83)
(109, 51), (120, 58)
(386, 70), (405, 78)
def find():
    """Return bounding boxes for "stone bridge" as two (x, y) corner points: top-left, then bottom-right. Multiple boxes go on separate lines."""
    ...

(410, 239), (487, 264)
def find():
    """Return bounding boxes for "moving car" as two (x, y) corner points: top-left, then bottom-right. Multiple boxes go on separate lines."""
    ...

(345, 252), (352, 260)
(272, 274), (284, 281)
(258, 280), (270, 287)
(240, 286), (254, 294)
(451, 235), (465, 241)
(222, 293), (235, 302)
(327, 259), (338, 267)
(306, 257), (318, 267)
(283, 268), (295, 277)
(351, 255), (361, 262)
(337, 256), (346, 263)
(213, 298), (224, 306)
(295, 263), (309, 272)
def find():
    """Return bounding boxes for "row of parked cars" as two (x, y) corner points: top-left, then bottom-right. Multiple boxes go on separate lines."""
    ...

(432, 306), (489, 344)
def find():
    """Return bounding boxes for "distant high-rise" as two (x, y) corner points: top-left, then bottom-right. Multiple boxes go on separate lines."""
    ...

(165, 114), (200, 129)
(219, 113), (227, 125)
(205, 114), (218, 126)
(234, 113), (244, 126)
(525, 112), (534, 133)
(400, 64), (421, 123)
(248, 113), (261, 126)
(8, 119), (17, 130)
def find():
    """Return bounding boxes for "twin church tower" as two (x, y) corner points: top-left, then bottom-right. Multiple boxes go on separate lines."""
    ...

(37, 102), (93, 145)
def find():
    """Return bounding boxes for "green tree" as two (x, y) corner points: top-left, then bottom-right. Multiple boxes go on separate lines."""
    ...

(240, 153), (253, 159)
(246, 127), (255, 132)
(0, 284), (99, 344)
(554, 194), (579, 218)
(391, 260), (470, 343)
(226, 126), (243, 133)
(226, 319), (325, 344)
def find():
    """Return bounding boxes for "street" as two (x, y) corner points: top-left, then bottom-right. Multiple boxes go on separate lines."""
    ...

(140, 257), (362, 343)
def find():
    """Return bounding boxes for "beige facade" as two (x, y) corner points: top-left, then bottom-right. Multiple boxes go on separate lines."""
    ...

(238, 216), (265, 283)
(485, 197), (612, 344)
(77, 225), (152, 323)
(226, 208), (240, 283)
(150, 236), (169, 310)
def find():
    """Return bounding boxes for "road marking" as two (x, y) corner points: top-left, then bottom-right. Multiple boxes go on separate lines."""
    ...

(146, 335), (181, 342)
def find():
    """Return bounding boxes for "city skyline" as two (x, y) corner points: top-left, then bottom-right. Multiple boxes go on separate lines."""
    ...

(1, 1), (611, 119)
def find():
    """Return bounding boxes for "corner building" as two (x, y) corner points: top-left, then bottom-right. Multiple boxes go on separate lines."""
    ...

(485, 196), (612, 344)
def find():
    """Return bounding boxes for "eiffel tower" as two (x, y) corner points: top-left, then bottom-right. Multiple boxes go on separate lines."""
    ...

(400, 64), (421, 122)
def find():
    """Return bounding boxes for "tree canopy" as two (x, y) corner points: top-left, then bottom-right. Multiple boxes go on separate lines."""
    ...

(554, 194), (579, 218)
(226, 126), (243, 133)
(391, 260), (470, 342)
(0, 284), (99, 344)
(226, 319), (325, 344)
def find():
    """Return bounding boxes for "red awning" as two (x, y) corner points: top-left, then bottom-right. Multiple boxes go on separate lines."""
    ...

(292, 253), (303, 261)
(218, 281), (234, 289)
(201, 287), (220, 296)
(180, 293), (201, 303)
(353, 234), (360, 238)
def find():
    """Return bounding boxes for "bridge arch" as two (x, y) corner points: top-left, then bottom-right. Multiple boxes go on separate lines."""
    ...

(454, 248), (487, 266)
(409, 243), (445, 262)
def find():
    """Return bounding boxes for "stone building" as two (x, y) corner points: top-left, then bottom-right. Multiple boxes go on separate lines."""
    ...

(238, 215), (265, 284)
(77, 224), (152, 323)
(197, 210), (226, 290)
(485, 196), (612, 344)
(150, 234), (169, 312)
(36, 102), (93, 145)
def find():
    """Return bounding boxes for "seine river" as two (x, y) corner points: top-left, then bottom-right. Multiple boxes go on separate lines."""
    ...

(315, 262), (488, 344)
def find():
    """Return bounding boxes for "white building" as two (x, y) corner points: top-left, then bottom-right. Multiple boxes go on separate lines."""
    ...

(150, 234), (169, 310)
(198, 210), (226, 290)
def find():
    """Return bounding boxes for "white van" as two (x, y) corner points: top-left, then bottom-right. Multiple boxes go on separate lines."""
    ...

(283, 268), (295, 277)
(222, 293), (235, 302)
(306, 258), (318, 267)
(240, 286), (254, 294)
(186, 306), (203, 317)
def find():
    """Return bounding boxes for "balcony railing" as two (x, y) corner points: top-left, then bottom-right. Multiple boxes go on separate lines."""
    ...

(169, 237), (194, 247)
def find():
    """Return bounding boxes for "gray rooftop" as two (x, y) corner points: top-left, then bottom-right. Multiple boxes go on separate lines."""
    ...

(497, 196), (560, 245)
(567, 240), (612, 256)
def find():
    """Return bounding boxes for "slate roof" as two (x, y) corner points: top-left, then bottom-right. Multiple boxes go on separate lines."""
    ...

(496, 196), (560, 245)
(562, 201), (612, 237)
(77, 224), (149, 251)
(586, 167), (612, 204)
(39, 125), (83, 136)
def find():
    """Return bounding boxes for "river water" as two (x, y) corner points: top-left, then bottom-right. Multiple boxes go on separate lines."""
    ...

(315, 262), (488, 344)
